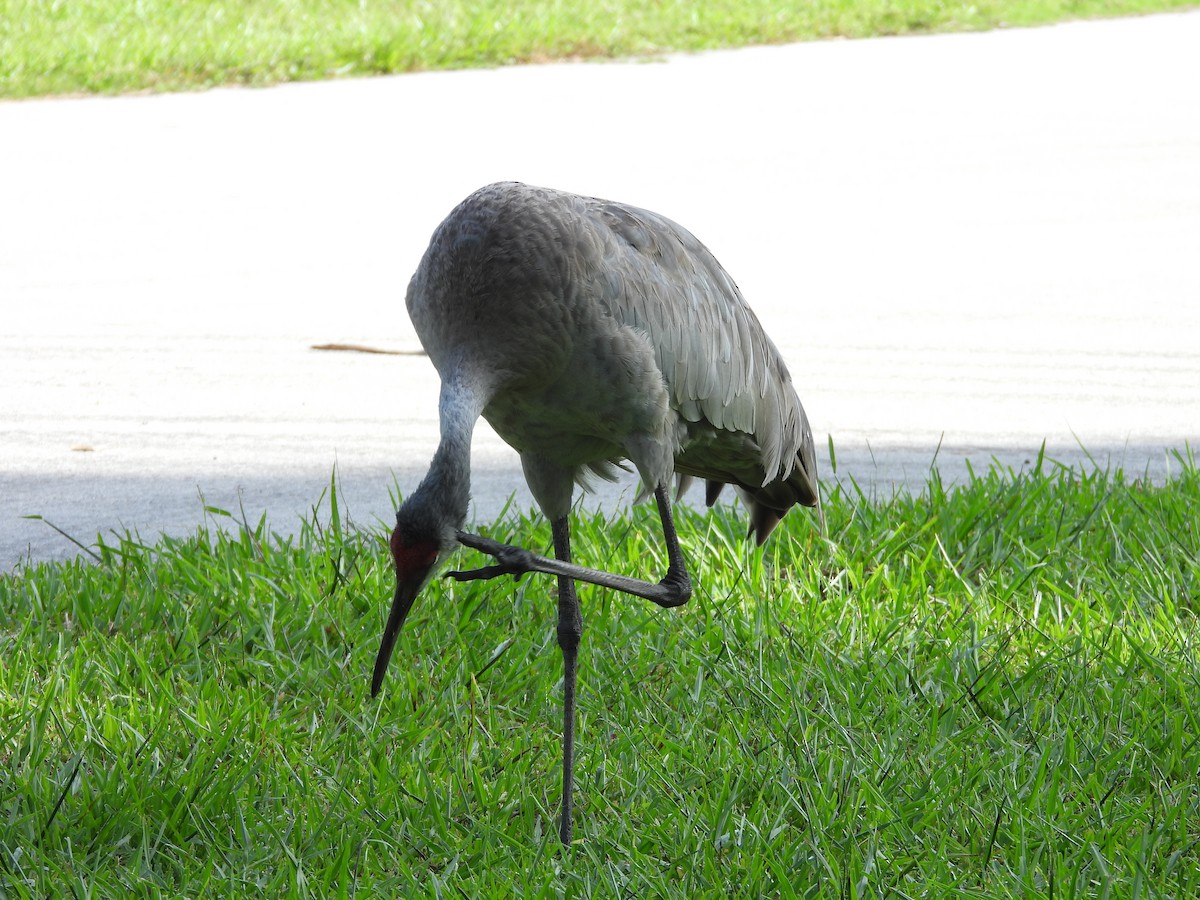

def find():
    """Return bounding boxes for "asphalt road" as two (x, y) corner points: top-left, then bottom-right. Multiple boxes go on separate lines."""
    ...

(3, 12), (1198, 570)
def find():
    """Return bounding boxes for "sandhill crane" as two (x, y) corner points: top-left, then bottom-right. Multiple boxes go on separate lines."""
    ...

(371, 182), (821, 845)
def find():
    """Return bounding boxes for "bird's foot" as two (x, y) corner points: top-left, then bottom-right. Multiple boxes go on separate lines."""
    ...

(447, 531), (540, 583)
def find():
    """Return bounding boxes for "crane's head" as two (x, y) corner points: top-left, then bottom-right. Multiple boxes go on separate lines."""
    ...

(370, 507), (459, 697)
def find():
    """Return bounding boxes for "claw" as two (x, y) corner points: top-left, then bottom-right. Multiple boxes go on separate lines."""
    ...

(450, 530), (541, 583)
(446, 563), (528, 583)
(456, 530), (510, 555)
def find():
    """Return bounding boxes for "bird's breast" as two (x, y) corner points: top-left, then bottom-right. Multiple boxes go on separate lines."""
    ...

(480, 320), (678, 469)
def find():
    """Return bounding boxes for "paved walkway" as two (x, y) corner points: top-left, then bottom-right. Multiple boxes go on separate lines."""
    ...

(3, 12), (1198, 569)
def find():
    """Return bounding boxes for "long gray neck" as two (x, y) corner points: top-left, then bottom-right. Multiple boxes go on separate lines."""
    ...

(404, 369), (488, 541)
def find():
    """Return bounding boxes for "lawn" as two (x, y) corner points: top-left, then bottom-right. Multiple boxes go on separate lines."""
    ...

(4, 0), (1200, 894)
(3, 453), (1198, 895)
(1, 0), (1198, 98)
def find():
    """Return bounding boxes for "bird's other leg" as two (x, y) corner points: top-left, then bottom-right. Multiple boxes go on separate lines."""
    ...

(449, 485), (692, 609)
(652, 483), (692, 604)
(551, 515), (582, 846)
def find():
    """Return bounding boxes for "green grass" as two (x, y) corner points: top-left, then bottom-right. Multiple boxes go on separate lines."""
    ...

(1, 0), (1198, 99)
(3, 451), (1199, 895)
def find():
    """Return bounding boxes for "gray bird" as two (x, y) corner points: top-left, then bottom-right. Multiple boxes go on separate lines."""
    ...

(371, 182), (821, 845)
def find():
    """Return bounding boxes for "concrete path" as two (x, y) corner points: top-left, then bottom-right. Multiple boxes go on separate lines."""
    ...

(3, 12), (1198, 569)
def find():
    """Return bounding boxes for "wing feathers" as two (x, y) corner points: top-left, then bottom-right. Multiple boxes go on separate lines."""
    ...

(583, 195), (818, 525)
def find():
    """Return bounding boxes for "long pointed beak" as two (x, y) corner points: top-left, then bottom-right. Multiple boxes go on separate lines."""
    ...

(371, 573), (424, 697)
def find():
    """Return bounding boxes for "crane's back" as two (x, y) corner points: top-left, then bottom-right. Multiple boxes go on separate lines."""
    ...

(405, 183), (589, 391)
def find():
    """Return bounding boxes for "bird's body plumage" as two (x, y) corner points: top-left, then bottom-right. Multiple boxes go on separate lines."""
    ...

(405, 181), (819, 534)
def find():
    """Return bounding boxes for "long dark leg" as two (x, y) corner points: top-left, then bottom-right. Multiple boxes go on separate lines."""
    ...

(653, 484), (691, 603)
(451, 485), (693, 609)
(551, 515), (582, 846)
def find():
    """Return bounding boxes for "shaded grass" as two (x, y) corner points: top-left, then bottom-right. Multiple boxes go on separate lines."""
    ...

(2, 452), (1199, 894)
(2, 0), (1199, 99)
